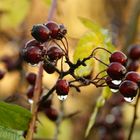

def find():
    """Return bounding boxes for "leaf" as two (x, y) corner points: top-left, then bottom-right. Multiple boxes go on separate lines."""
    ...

(0, 101), (31, 131)
(73, 17), (115, 77)
(0, 125), (25, 140)
(0, 0), (29, 29)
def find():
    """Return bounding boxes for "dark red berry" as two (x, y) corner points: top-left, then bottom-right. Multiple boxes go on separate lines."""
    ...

(56, 79), (69, 95)
(125, 71), (140, 86)
(31, 24), (50, 43)
(127, 60), (139, 71)
(43, 61), (56, 74)
(22, 46), (42, 64)
(109, 51), (127, 66)
(26, 72), (36, 85)
(107, 62), (127, 80)
(26, 86), (34, 99)
(105, 77), (120, 89)
(45, 107), (58, 121)
(128, 45), (140, 60)
(0, 70), (5, 80)
(119, 80), (138, 97)
(47, 45), (63, 60)
(45, 21), (60, 39)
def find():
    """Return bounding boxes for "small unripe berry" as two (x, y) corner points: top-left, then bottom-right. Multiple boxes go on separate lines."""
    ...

(119, 80), (138, 97)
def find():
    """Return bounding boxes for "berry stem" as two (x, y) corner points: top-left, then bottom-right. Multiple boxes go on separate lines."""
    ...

(128, 88), (140, 140)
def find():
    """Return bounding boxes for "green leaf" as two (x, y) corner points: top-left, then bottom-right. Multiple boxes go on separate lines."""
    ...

(0, 125), (25, 140)
(0, 0), (29, 29)
(74, 17), (115, 77)
(0, 101), (31, 131)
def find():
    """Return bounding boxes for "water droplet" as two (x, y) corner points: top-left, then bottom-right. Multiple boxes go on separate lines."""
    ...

(112, 80), (121, 85)
(29, 63), (38, 67)
(28, 99), (33, 104)
(58, 95), (68, 101)
(124, 97), (135, 103)
(110, 89), (119, 93)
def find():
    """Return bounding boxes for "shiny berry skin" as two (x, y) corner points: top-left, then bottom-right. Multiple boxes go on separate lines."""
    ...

(128, 45), (140, 60)
(119, 80), (138, 97)
(107, 62), (127, 80)
(43, 61), (56, 74)
(45, 107), (58, 121)
(127, 60), (139, 71)
(125, 71), (140, 86)
(47, 45), (63, 60)
(26, 72), (36, 85)
(45, 21), (60, 39)
(22, 46), (42, 64)
(56, 79), (69, 95)
(31, 24), (50, 43)
(0, 70), (5, 80)
(109, 51), (127, 66)
(105, 77), (120, 89)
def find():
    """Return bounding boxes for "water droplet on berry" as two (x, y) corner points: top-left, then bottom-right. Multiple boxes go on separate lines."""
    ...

(124, 97), (135, 103)
(57, 95), (68, 101)
(110, 89), (119, 93)
(28, 99), (33, 104)
(29, 63), (38, 67)
(112, 80), (121, 85)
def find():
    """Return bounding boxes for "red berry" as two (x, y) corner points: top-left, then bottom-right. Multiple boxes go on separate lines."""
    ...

(128, 45), (140, 60)
(43, 61), (56, 74)
(119, 80), (138, 97)
(107, 62), (126, 80)
(125, 71), (140, 85)
(47, 45), (63, 60)
(0, 70), (5, 80)
(109, 51), (127, 66)
(22, 46), (42, 64)
(45, 107), (58, 121)
(31, 24), (50, 43)
(105, 77), (120, 89)
(26, 86), (34, 99)
(45, 21), (60, 39)
(127, 60), (139, 71)
(56, 79), (69, 95)
(26, 72), (36, 85)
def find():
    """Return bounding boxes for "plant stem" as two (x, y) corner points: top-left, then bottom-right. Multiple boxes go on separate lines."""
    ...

(128, 89), (140, 140)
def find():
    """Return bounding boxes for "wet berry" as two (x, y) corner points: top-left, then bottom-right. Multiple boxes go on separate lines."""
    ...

(105, 77), (120, 89)
(47, 45), (63, 61)
(107, 62), (127, 80)
(45, 21), (60, 39)
(109, 51), (127, 66)
(43, 61), (56, 74)
(31, 24), (50, 43)
(127, 60), (139, 71)
(119, 80), (138, 97)
(128, 45), (140, 60)
(22, 46), (42, 64)
(125, 71), (140, 86)
(26, 72), (37, 85)
(0, 70), (5, 80)
(56, 79), (69, 95)
(45, 107), (58, 121)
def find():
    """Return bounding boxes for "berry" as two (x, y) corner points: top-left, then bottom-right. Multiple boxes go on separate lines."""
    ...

(31, 24), (50, 43)
(38, 99), (52, 111)
(0, 70), (5, 80)
(107, 62), (127, 80)
(45, 21), (60, 39)
(56, 79), (69, 95)
(127, 60), (139, 71)
(43, 61), (56, 74)
(128, 45), (140, 60)
(22, 46), (42, 64)
(47, 45), (63, 60)
(109, 51), (127, 66)
(26, 72), (36, 85)
(105, 77), (120, 89)
(26, 86), (34, 99)
(125, 71), (140, 86)
(119, 80), (138, 97)
(45, 107), (58, 121)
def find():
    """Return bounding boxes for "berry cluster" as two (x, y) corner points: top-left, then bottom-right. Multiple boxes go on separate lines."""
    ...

(106, 45), (140, 100)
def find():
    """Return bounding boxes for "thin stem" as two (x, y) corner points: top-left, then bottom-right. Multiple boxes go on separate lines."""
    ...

(128, 89), (140, 140)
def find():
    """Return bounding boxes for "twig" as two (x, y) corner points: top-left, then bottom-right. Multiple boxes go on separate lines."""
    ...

(128, 89), (140, 140)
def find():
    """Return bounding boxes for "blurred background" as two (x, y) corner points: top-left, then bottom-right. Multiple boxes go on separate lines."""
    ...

(0, 0), (140, 140)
